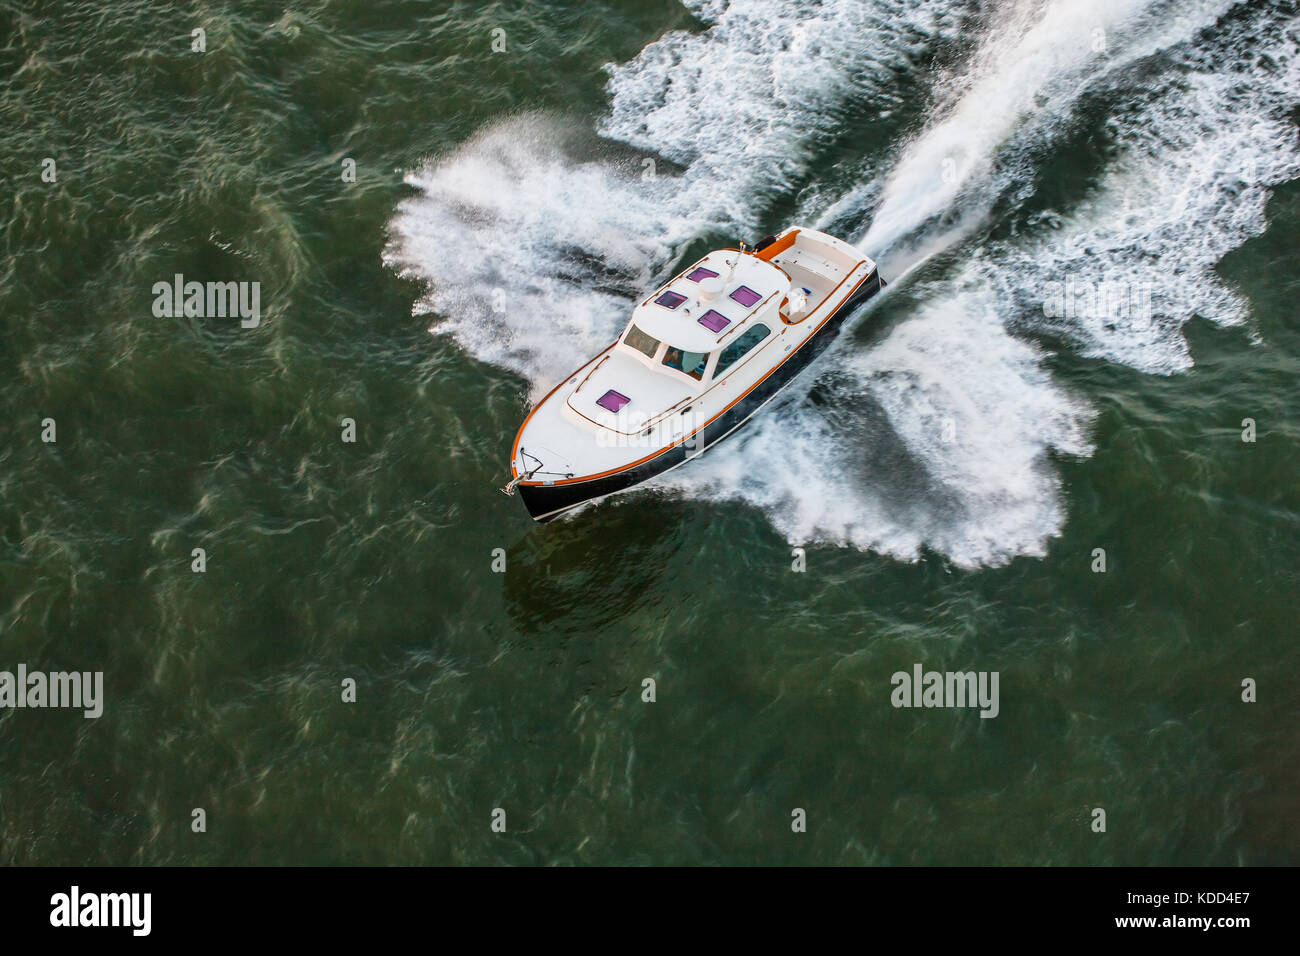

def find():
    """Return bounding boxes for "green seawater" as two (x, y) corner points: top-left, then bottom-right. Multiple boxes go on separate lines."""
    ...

(1, 0), (1297, 865)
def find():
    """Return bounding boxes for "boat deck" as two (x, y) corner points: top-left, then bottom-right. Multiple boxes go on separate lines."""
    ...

(764, 229), (869, 323)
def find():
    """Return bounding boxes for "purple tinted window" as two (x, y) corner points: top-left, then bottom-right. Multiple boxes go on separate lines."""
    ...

(596, 389), (630, 413)
(730, 285), (762, 308)
(687, 267), (719, 282)
(698, 310), (730, 333)
(655, 291), (687, 309)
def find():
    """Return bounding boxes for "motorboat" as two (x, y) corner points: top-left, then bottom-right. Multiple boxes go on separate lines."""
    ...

(503, 226), (884, 521)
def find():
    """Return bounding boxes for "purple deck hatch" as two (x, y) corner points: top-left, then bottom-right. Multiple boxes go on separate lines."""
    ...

(686, 267), (719, 282)
(698, 310), (730, 333)
(730, 285), (762, 308)
(655, 291), (687, 309)
(596, 389), (630, 413)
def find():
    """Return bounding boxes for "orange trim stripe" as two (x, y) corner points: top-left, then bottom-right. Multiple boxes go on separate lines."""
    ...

(755, 229), (799, 261)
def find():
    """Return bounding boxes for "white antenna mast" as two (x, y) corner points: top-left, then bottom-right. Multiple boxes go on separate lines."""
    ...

(724, 240), (746, 284)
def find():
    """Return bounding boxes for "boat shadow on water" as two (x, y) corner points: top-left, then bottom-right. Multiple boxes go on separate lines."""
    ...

(502, 495), (686, 638)
(499, 496), (688, 700)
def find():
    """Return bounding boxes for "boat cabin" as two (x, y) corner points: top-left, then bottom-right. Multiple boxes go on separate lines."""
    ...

(564, 249), (796, 435)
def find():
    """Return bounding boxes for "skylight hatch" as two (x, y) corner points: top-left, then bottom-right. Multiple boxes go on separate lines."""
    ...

(698, 310), (730, 333)
(596, 389), (630, 412)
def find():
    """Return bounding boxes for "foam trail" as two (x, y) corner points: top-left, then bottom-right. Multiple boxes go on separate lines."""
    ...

(838, 0), (1244, 272)
(388, 0), (1300, 568)
(385, 114), (686, 397)
(658, 275), (1094, 567)
(385, 0), (960, 397)
(664, 0), (1299, 565)
(987, 14), (1300, 373)
(858, 0), (1145, 259)
(601, 0), (960, 216)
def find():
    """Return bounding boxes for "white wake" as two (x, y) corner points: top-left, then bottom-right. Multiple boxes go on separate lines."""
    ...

(386, 0), (1299, 567)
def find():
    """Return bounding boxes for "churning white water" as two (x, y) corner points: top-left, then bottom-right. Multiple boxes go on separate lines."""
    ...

(386, 0), (1299, 567)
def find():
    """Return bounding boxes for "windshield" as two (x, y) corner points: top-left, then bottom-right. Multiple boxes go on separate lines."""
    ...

(623, 324), (661, 359)
(662, 344), (709, 381)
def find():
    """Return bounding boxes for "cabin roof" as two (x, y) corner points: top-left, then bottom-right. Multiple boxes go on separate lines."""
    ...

(628, 251), (790, 355)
